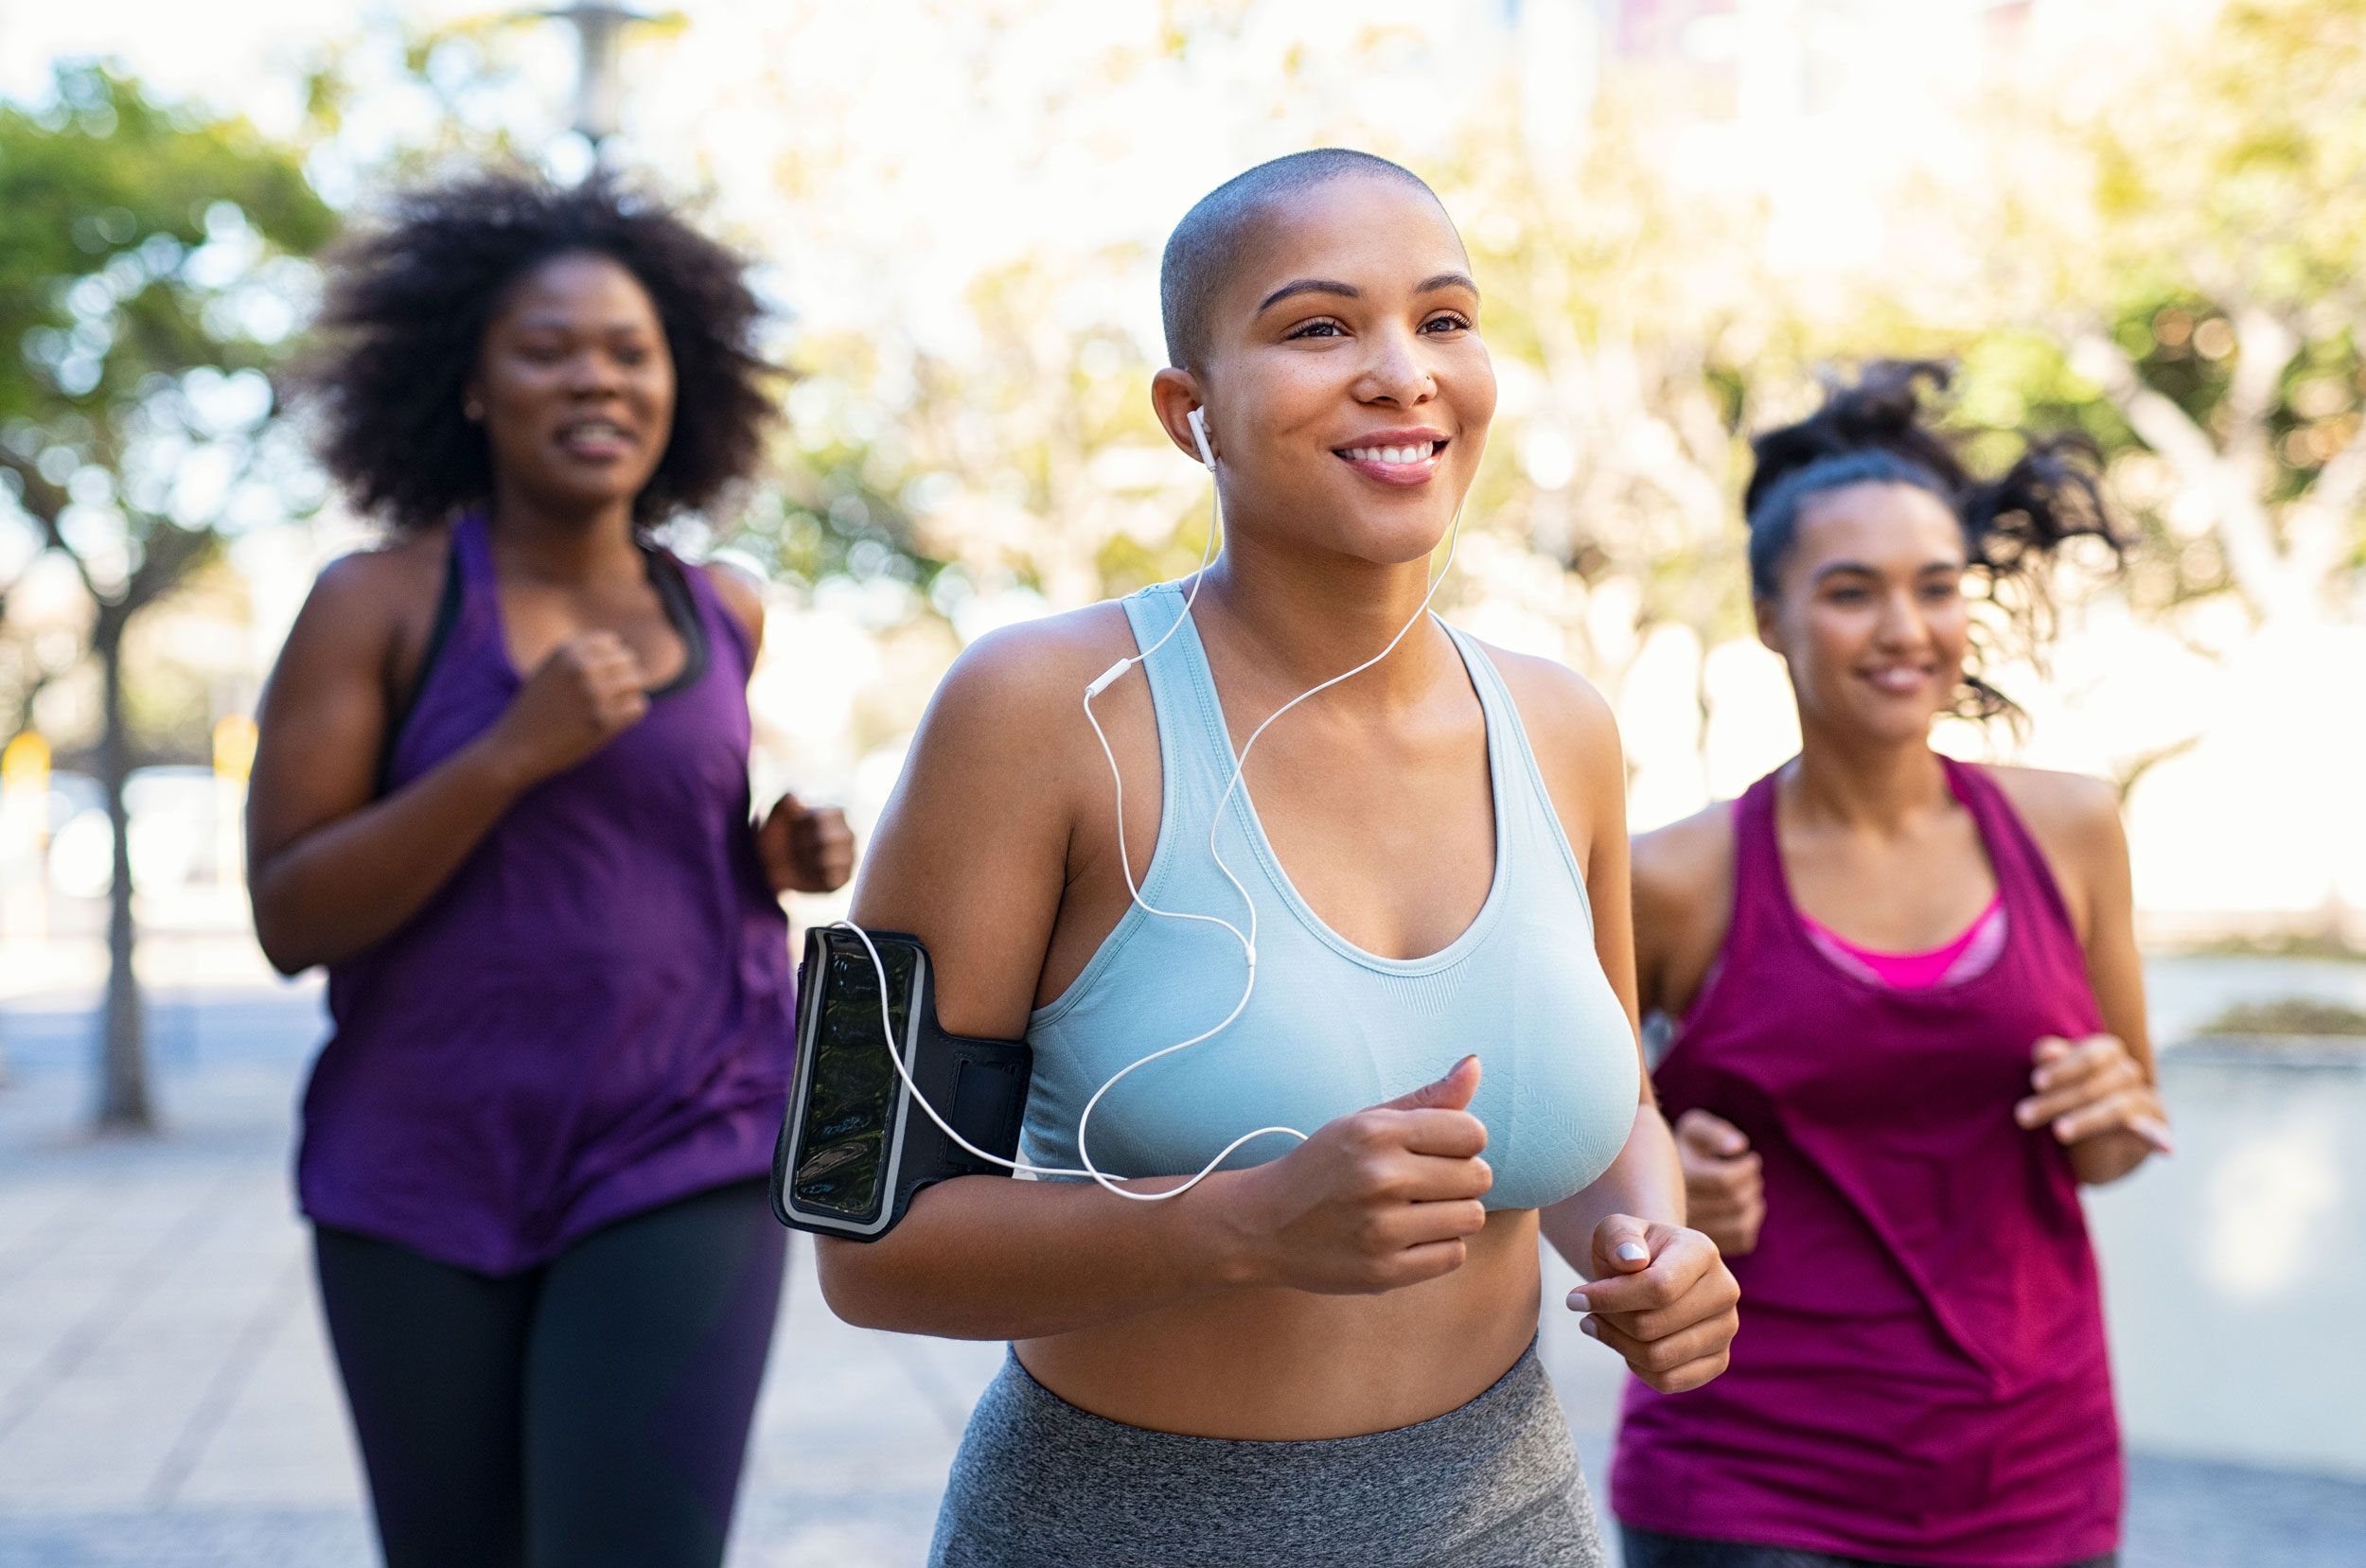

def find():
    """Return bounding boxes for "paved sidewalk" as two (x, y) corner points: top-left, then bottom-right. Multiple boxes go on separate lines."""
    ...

(1, 983), (2361, 1567)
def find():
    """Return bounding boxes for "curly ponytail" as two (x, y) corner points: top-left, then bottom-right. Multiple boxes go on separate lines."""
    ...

(1743, 360), (2123, 723)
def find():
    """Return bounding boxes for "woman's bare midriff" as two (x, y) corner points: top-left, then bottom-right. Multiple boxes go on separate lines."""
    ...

(1015, 1207), (1543, 1439)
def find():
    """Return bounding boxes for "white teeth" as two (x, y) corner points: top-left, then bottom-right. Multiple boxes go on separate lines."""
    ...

(1342, 442), (1437, 465)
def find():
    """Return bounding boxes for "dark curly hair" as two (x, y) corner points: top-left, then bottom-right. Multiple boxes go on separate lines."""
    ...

(1742, 361), (2123, 723)
(295, 169), (775, 529)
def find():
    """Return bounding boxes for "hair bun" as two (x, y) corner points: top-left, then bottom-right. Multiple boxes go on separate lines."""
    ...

(1743, 360), (1965, 518)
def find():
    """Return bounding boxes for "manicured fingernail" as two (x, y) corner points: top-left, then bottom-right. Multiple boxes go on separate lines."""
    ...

(1567, 1290), (1590, 1313)
(1579, 1315), (1599, 1338)
(1616, 1242), (1650, 1263)
(2014, 1101), (2038, 1127)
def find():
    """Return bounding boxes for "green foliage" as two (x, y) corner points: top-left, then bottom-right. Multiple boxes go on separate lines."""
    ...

(1991, 0), (2366, 615)
(2198, 996), (2366, 1039)
(285, 17), (543, 198)
(0, 62), (329, 645)
(0, 62), (331, 425)
(720, 434), (946, 594)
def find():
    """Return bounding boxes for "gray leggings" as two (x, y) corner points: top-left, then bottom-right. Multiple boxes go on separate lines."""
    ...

(928, 1341), (1606, 1568)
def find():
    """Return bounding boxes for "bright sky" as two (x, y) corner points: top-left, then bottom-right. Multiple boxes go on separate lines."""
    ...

(1, 1), (436, 120)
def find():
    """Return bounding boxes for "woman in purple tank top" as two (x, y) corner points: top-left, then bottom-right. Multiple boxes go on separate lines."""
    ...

(247, 173), (850, 1568)
(1611, 363), (2171, 1568)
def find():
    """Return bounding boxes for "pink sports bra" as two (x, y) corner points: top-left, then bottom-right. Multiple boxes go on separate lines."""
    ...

(1798, 894), (2005, 989)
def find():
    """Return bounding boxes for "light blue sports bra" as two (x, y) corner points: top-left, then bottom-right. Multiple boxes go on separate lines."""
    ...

(1021, 582), (1639, 1211)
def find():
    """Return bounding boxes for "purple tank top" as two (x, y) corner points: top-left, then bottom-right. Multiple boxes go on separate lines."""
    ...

(1612, 758), (2121, 1566)
(297, 513), (794, 1274)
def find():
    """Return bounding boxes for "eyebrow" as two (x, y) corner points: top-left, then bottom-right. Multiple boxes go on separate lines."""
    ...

(1810, 559), (1963, 583)
(510, 315), (652, 334)
(1253, 271), (1480, 314)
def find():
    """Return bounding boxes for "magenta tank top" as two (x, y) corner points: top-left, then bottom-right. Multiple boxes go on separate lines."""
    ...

(296, 513), (794, 1274)
(1611, 758), (2120, 1566)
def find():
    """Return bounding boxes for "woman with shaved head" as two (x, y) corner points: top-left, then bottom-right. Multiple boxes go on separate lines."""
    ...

(823, 150), (1737, 1567)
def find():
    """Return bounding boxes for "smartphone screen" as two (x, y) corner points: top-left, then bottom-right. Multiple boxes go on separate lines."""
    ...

(790, 933), (921, 1224)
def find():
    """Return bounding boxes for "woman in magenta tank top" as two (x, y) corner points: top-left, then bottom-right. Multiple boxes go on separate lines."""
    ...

(1612, 363), (2171, 1568)
(247, 174), (850, 1568)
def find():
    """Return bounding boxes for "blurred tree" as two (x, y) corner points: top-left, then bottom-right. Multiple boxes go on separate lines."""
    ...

(0, 571), (65, 741)
(1960, 0), (2366, 625)
(288, 13), (548, 193)
(0, 62), (332, 1130)
(1446, 84), (1777, 669)
(724, 255), (1207, 629)
(898, 255), (1201, 607)
(705, 6), (1810, 801)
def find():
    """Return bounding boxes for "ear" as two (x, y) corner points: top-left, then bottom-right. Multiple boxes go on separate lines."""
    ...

(1150, 367), (1211, 466)
(1753, 592), (1782, 655)
(462, 373), (486, 423)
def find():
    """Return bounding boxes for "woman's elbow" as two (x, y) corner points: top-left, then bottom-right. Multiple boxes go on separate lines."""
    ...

(249, 912), (309, 977)
(814, 1237), (908, 1331)
(246, 875), (321, 977)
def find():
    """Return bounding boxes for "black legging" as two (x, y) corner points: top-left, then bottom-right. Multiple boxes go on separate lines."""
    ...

(314, 1179), (786, 1568)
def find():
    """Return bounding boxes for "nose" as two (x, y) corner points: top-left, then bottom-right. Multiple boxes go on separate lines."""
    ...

(1874, 584), (1930, 650)
(1354, 322), (1437, 408)
(564, 348), (624, 398)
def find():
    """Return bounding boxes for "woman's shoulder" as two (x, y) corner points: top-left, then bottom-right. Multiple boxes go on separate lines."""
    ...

(296, 527), (451, 649)
(1978, 763), (2120, 831)
(909, 601), (1143, 762)
(695, 559), (768, 651)
(868, 600), (1146, 885)
(259, 528), (455, 713)
(1465, 641), (1626, 872)
(945, 601), (1139, 700)
(1633, 801), (1739, 916)
(311, 524), (450, 599)
(1976, 763), (2127, 890)
(1629, 801), (1739, 1013)
(1466, 640), (1620, 773)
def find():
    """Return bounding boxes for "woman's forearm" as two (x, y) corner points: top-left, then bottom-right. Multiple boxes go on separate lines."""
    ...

(1539, 1101), (1686, 1279)
(248, 732), (535, 973)
(816, 1172), (1263, 1341)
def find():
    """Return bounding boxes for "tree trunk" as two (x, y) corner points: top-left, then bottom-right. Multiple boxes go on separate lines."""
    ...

(94, 611), (151, 1132)
(2068, 330), (2319, 627)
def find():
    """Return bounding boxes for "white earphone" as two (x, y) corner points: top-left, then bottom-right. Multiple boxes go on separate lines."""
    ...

(840, 398), (1467, 1201)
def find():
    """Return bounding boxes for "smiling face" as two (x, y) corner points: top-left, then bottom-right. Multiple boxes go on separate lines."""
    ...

(1757, 480), (1972, 745)
(1168, 172), (1495, 567)
(469, 251), (676, 520)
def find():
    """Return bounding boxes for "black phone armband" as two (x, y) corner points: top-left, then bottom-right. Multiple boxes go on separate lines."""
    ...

(769, 926), (1032, 1241)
